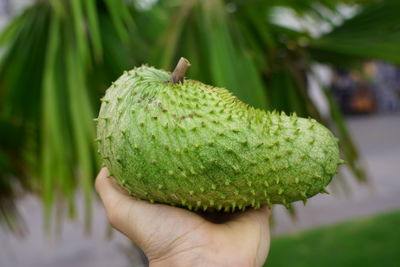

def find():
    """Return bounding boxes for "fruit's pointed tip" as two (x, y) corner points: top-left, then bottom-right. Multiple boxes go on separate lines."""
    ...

(281, 198), (289, 208)
(321, 188), (330, 194)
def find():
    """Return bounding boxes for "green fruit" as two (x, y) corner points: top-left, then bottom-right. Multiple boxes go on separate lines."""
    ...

(96, 59), (341, 211)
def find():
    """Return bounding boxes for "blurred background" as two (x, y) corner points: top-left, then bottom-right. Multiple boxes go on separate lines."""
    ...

(0, 0), (399, 266)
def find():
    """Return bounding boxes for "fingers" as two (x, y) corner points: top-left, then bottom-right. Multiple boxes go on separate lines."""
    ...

(222, 206), (271, 261)
(220, 206), (271, 237)
(211, 205), (270, 226)
(233, 205), (271, 226)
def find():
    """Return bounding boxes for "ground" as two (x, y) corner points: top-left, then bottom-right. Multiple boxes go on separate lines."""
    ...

(266, 210), (400, 267)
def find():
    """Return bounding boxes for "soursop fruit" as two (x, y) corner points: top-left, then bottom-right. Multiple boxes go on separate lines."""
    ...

(96, 58), (341, 211)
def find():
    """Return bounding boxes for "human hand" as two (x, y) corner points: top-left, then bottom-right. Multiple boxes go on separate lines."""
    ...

(95, 168), (271, 267)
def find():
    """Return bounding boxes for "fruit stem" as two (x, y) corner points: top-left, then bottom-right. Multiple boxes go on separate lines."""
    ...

(169, 57), (191, 84)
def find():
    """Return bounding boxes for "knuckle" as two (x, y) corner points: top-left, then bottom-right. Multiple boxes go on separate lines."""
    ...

(107, 209), (121, 227)
(105, 198), (128, 228)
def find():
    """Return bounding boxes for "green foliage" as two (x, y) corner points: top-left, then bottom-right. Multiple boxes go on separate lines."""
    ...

(266, 210), (400, 267)
(310, 0), (400, 66)
(0, 0), (139, 228)
(0, 0), (398, 229)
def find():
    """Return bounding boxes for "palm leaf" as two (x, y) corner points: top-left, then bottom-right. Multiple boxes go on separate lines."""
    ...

(152, 0), (268, 109)
(311, 0), (400, 66)
(85, 0), (103, 61)
(0, 0), (139, 231)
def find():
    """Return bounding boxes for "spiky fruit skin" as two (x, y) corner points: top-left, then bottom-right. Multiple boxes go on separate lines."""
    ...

(96, 66), (341, 211)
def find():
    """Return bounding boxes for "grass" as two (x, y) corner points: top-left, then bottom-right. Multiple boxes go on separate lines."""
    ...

(265, 210), (400, 267)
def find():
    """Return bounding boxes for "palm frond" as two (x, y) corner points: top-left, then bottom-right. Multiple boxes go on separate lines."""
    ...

(311, 0), (400, 66)
(152, 0), (268, 109)
(0, 0), (139, 231)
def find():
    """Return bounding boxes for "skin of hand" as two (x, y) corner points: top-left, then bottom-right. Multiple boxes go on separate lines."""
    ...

(95, 168), (271, 267)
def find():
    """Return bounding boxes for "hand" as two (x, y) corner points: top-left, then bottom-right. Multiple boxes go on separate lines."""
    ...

(95, 168), (271, 267)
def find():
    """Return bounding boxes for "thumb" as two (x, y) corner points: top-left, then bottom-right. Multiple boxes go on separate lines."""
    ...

(95, 168), (205, 250)
(95, 168), (159, 246)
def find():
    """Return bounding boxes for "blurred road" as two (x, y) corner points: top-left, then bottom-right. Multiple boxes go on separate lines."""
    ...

(0, 113), (399, 267)
(0, 195), (142, 267)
